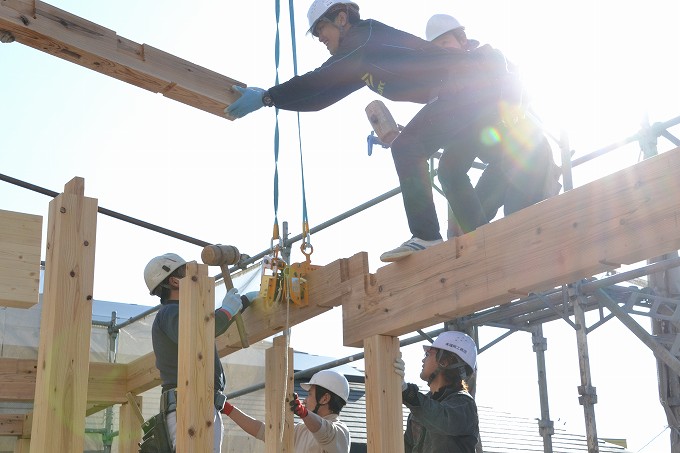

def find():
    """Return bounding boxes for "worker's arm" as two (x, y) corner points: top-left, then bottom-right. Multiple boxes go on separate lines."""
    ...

(222, 402), (266, 440)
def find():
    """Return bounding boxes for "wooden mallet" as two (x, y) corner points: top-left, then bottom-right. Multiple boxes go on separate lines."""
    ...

(201, 244), (249, 348)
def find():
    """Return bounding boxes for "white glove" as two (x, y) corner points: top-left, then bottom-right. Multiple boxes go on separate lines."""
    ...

(220, 288), (243, 319)
(394, 356), (407, 392)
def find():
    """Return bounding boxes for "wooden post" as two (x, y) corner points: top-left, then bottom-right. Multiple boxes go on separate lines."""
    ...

(265, 335), (294, 453)
(364, 335), (404, 453)
(119, 395), (143, 453)
(176, 262), (215, 453)
(13, 438), (30, 453)
(0, 209), (42, 308)
(29, 177), (97, 453)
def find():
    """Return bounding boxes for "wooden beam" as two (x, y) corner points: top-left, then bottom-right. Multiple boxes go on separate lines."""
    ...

(176, 262), (215, 453)
(216, 252), (369, 355)
(364, 335), (404, 453)
(0, 0), (244, 119)
(119, 395), (143, 453)
(30, 177), (97, 453)
(0, 358), (127, 405)
(0, 414), (24, 436)
(0, 209), (42, 308)
(264, 336), (294, 453)
(343, 147), (680, 347)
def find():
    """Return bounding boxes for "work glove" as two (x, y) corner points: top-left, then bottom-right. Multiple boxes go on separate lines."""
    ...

(220, 401), (235, 416)
(242, 291), (260, 308)
(394, 355), (408, 392)
(219, 288), (243, 320)
(225, 85), (265, 119)
(289, 393), (308, 418)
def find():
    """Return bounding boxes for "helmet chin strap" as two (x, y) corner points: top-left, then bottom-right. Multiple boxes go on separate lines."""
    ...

(312, 401), (327, 414)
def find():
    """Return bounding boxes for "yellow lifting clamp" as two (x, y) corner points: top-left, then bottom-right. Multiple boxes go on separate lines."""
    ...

(259, 254), (287, 311)
(285, 243), (320, 307)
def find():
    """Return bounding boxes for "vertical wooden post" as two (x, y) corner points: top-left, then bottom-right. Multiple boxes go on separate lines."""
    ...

(364, 335), (404, 453)
(176, 262), (215, 453)
(29, 177), (97, 453)
(265, 335), (294, 453)
(119, 395), (143, 453)
(13, 438), (30, 453)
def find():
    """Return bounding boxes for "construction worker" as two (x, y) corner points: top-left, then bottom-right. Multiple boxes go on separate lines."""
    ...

(394, 331), (479, 452)
(144, 252), (256, 452)
(221, 369), (351, 453)
(426, 14), (561, 238)
(225, 0), (523, 262)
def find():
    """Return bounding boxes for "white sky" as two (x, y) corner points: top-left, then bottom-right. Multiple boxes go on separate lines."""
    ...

(2, 0), (680, 451)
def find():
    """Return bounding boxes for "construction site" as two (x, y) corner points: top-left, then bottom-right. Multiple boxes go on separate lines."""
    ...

(1, 1), (680, 452)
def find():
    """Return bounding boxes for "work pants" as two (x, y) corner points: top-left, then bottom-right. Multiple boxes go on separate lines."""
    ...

(166, 408), (223, 453)
(391, 93), (499, 239)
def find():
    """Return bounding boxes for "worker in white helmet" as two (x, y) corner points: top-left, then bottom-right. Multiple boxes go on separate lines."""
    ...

(144, 253), (258, 453)
(226, 1), (526, 263)
(221, 369), (351, 453)
(424, 14), (560, 239)
(394, 331), (480, 452)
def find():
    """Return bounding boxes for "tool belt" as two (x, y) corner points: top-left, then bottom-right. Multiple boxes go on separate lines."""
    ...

(160, 388), (227, 414)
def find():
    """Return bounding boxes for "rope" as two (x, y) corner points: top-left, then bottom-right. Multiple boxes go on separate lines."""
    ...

(273, 0), (288, 445)
(288, 0), (312, 256)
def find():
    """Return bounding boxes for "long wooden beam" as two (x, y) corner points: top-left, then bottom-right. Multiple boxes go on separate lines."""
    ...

(343, 147), (680, 347)
(126, 252), (370, 396)
(0, 0), (243, 118)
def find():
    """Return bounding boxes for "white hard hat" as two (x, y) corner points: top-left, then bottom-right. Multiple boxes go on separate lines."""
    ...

(425, 14), (463, 42)
(307, 0), (358, 34)
(425, 331), (477, 371)
(143, 253), (186, 295)
(301, 369), (350, 403)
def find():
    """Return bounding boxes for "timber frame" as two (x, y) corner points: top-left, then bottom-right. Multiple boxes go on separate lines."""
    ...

(2, 1), (680, 452)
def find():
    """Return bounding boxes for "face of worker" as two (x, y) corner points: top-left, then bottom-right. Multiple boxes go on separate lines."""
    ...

(420, 346), (439, 381)
(314, 12), (348, 55)
(305, 385), (330, 414)
(432, 31), (463, 50)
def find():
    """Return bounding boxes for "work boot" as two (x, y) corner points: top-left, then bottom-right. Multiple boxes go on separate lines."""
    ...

(380, 237), (443, 262)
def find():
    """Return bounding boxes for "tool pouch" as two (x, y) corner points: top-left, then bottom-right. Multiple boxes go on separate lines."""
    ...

(138, 412), (173, 453)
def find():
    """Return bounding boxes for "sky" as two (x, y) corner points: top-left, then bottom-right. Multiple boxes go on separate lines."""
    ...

(2, 0), (680, 451)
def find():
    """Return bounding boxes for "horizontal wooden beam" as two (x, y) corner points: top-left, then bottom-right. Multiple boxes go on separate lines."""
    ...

(0, 414), (24, 436)
(343, 147), (680, 347)
(0, 358), (127, 405)
(216, 252), (369, 354)
(0, 209), (42, 308)
(0, 0), (244, 118)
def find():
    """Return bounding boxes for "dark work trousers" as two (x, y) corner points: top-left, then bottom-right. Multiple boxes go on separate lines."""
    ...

(391, 93), (501, 239)
(474, 129), (553, 221)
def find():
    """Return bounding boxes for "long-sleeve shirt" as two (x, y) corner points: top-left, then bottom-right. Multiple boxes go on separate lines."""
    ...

(151, 300), (228, 393)
(268, 19), (509, 112)
(404, 386), (479, 453)
(293, 414), (351, 453)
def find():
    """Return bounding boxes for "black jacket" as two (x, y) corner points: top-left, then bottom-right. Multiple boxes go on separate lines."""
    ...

(268, 19), (509, 111)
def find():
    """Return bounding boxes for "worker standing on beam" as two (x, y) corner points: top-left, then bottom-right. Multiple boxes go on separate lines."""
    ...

(226, 0), (528, 262)
(143, 253), (257, 452)
(378, 14), (560, 242)
(394, 331), (480, 452)
(222, 369), (352, 453)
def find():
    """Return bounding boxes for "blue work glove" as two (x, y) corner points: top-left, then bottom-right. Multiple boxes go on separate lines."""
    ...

(242, 291), (260, 307)
(220, 288), (243, 320)
(394, 355), (408, 392)
(225, 85), (265, 119)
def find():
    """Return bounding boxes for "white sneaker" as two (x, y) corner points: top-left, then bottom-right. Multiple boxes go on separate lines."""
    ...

(380, 237), (443, 262)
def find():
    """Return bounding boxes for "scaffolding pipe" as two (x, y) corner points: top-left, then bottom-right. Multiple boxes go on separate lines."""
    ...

(532, 325), (554, 453)
(226, 327), (446, 399)
(571, 285), (600, 452)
